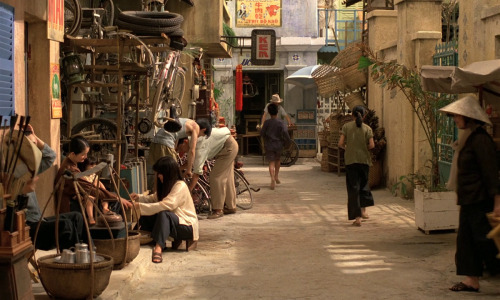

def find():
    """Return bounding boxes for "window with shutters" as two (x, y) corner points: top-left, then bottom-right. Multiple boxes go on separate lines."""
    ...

(0, 3), (14, 118)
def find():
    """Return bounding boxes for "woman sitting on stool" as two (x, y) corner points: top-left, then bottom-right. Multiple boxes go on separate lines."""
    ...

(130, 156), (199, 263)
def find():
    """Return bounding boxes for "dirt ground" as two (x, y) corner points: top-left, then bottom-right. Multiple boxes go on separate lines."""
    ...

(33, 156), (500, 299)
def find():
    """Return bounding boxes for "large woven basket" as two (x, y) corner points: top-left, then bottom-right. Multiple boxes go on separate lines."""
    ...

(369, 160), (382, 188)
(38, 253), (114, 299)
(312, 65), (343, 96)
(339, 64), (367, 92)
(344, 92), (366, 110)
(330, 42), (363, 69)
(93, 230), (141, 269)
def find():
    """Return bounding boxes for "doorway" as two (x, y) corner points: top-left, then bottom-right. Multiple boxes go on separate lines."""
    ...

(236, 71), (282, 154)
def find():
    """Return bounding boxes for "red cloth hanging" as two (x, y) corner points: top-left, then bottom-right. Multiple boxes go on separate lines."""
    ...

(235, 64), (243, 111)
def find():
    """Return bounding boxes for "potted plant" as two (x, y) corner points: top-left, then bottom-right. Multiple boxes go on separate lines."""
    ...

(359, 47), (459, 233)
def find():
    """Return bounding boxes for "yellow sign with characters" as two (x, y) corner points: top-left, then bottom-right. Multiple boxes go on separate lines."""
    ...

(236, 0), (282, 27)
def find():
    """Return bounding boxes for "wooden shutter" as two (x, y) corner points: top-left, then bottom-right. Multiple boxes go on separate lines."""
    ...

(0, 3), (14, 117)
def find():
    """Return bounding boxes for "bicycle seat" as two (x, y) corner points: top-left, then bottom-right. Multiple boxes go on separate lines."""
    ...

(169, 36), (188, 50)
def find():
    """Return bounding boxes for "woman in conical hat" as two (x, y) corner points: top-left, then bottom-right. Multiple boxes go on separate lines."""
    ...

(439, 95), (500, 292)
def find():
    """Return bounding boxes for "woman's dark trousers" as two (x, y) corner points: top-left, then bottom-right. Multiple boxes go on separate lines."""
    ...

(140, 211), (193, 249)
(345, 163), (374, 220)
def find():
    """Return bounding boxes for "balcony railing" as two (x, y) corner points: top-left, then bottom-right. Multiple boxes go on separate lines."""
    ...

(318, 8), (364, 52)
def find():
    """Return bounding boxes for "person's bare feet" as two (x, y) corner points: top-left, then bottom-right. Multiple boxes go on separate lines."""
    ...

(275, 178), (281, 184)
(270, 180), (276, 190)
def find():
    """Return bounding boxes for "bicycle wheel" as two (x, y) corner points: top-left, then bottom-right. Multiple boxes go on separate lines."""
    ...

(64, 0), (82, 36)
(99, 0), (115, 27)
(281, 140), (299, 166)
(235, 170), (253, 210)
(71, 117), (128, 163)
(193, 181), (211, 214)
(151, 79), (169, 127)
(185, 178), (211, 214)
(170, 67), (186, 115)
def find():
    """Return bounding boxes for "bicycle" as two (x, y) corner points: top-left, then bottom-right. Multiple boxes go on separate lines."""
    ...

(149, 37), (187, 128)
(178, 154), (212, 214)
(201, 159), (258, 210)
(281, 140), (300, 166)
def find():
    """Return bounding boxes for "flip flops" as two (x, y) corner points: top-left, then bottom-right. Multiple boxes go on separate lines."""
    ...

(449, 282), (479, 292)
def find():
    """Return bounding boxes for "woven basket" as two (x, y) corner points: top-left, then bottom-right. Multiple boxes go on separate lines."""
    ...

(369, 160), (382, 188)
(93, 230), (141, 269)
(331, 42), (363, 69)
(339, 64), (367, 92)
(344, 92), (366, 110)
(312, 65), (344, 96)
(38, 253), (114, 299)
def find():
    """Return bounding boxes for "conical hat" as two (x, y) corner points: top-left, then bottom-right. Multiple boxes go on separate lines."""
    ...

(439, 95), (492, 126)
(3, 131), (42, 177)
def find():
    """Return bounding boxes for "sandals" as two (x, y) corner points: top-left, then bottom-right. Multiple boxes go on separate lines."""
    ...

(352, 220), (362, 227)
(449, 282), (479, 292)
(152, 250), (163, 263)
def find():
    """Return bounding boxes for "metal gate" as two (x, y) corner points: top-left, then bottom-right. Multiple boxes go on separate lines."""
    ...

(434, 40), (458, 185)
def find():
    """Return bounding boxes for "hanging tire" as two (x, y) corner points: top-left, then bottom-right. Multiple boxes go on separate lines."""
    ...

(117, 11), (183, 27)
(71, 117), (128, 163)
(115, 19), (182, 35)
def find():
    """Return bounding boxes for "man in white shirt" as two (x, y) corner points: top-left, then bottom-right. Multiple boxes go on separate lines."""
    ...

(177, 122), (238, 219)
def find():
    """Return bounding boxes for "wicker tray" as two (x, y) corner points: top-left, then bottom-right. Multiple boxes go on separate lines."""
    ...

(330, 42), (363, 69)
(339, 64), (367, 92)
(344, 92), (366, 110)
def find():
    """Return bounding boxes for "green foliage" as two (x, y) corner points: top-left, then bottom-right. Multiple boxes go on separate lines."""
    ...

(223, 23), (237, 48)
(213, 81), (225, 101)
(359, 46), (453, 191)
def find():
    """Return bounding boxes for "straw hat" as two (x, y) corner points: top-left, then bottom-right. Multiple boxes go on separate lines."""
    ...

(3, 132), (42, 178)
(439, 95), (492, 126)
(270, 94), (283, 103)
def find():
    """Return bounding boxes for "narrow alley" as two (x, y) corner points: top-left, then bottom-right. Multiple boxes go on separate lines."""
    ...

(34, 156), (500, 299)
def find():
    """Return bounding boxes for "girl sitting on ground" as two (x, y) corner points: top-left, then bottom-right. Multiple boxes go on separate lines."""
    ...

(130, 156), (199, 263)
(77, 156), (115, 225)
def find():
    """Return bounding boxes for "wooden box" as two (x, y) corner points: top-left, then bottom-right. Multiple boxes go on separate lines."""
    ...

(414, 189), (459, 234)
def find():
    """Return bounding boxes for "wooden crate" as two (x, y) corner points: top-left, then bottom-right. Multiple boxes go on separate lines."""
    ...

(414, 189), (459, 234)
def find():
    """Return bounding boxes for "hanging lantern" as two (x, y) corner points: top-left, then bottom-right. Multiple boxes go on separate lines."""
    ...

(235, 64), (243, 111)
(61, 52), (85, 85)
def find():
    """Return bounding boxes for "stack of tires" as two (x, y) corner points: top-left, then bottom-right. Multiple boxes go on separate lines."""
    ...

(116, 11), (184, 37)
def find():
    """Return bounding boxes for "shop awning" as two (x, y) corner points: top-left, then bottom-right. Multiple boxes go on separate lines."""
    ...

(421, 60), (500, 96)
(318, 45), (338, 53)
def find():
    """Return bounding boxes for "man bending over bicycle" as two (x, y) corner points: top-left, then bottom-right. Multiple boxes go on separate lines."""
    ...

(164, 118), (201, 179)
(176, 120), (239, 219)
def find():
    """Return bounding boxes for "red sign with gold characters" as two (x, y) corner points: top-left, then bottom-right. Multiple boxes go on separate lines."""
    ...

(236, 0), (282, 27)
(47, 0), (64, 42)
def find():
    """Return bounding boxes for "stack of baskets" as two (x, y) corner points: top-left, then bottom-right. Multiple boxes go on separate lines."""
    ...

(312, 65), (342, 97)
(313, 42), (367, 105)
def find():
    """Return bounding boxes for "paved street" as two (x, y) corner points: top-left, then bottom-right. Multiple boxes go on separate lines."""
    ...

(33, 156), (500, 299)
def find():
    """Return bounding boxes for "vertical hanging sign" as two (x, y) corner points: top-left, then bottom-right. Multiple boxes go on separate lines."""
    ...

(251, 29), (276, 66)
(47, 0), (64, 42)
(50, 63), (62, 119)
